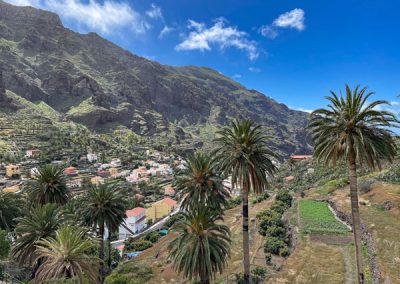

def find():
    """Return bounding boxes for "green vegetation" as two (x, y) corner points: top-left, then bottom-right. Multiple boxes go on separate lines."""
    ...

(299, 200), (351, 235)
(105, 261), (153, 284)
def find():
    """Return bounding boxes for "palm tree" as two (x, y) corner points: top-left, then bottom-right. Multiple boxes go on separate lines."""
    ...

(80, 184), (127, 277)
(12, 204), (61, 268)
(168, 205), (231, 283)
(213, 119), (277, 283)
(33, 225), (100, 284)
(0, 191), (23, 231)
(175, 152), (229, 212)
(26, 164), (70, 205)
(308, 85), (398, 284)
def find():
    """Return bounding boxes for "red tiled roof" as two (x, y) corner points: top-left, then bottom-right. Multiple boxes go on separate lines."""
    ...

(290, 155), (312, 159)
(126, 207), (146, 217)
(162, 197), (177, 206)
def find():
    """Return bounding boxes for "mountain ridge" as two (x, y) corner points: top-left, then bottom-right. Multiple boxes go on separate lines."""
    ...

(0, 0), (311, 155)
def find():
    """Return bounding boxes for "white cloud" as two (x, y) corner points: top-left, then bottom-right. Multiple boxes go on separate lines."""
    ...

(159, 25), (174, 38)
(5, 0), (150, 35)
(146, 3), (162, 20)
(248, 67), (261, 73)
(259, 25), (278, 39)
(232, 74), (242, 79)
(176, 18), (259, 60)
(273, 8), (305, 31)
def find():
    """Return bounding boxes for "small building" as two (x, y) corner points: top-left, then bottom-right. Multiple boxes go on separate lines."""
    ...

(3, 184), (20, 193)
(30, 167), (39, 178)
(91, 176), (104, 186)
(97, 169), (111, 178)
(146, 197), (178, 221)
(164, 184), (175, 196)
(26, 149), (41, 158)
(108, 167), (118, 176)
(119, 207), (147, 239)
(67, 178), (82, 189)
(289, 155), (313, 160)
(64, 167), (78, 176)
(87, 153), (98, 163)
(307, 168), (315, 174)
(6, 164), (21, 178)
(110, 158), (121, 167)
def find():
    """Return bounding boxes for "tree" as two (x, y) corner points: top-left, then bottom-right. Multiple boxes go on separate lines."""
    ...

(213, 119), (277, 282)
(12, 204), (61, 269)
(175, 152), (229, 212)
(168, 205), (231, 284)
(25, 164), (70, 206)
(33, 226), (100, 284)
(0, 229), (10, 259)
(0, 191), (23, 231)
(81, 184), (127, 277)
(308, 85), (398, 284)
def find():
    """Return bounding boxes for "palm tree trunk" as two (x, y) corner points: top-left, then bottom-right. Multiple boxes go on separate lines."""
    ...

(99, 222), (105, 282)
(242, 181), (250, 283)
(348, 141), (364, 284)
(107, 233), (112, 269)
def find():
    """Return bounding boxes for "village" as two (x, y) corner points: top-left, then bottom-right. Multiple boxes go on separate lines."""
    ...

(0, 147), (186, 254)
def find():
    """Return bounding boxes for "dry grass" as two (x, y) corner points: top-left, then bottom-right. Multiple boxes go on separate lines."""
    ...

(322, 182), (400, 283)
(268, 239), (348, 284)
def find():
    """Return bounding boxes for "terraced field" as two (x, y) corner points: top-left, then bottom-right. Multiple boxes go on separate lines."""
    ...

(299, 200), (351, 235)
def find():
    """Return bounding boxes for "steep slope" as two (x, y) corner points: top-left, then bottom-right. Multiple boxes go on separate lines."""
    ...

(0, 0), (311, 155)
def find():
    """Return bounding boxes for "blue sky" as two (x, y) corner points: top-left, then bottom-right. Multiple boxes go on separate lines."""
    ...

(6, 0), (400, 113)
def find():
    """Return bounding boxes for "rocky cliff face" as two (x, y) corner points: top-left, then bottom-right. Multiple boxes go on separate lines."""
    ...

(0, 0), (311, 155)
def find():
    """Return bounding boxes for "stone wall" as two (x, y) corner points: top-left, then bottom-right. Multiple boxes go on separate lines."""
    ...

(328, 200), (381, 284)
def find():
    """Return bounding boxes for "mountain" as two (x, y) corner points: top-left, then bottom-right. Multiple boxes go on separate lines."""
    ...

(0, 0), (311, 156)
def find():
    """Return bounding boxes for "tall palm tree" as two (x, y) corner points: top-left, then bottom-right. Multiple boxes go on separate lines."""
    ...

(26, 164), (70, 205)
(168, 205), (231, 283)
(175, 152), (230, 212)
(308, 85), (398, 284)
(12, 204), (61, 268)
(213, 119), (277, 283)
(33, 225), (100, 284)
(80, 184), (127, 277)
(0, 191), (23, 231)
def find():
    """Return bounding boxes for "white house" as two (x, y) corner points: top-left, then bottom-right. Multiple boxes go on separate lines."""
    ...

(26, 149), (40, 158)
(110, 158), (121, 167)
(87, 153), (98, 163)
(119, 207), (147, 239)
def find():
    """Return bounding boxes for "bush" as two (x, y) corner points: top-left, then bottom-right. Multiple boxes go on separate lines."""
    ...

(265, 253), (272, 264)
(359, 179), (375, 194)
(105, 261), (153, 284)
(265, 225), (287, 239)
(124, 238), (153, 252)
(275, 190), (293, 207)
(251, 267), (268, 283)
(270, 201), (290, 214)
(226, 196), (242, 209)
(143, 231), (160, 243)
(264, 236), (287, 255)
(258, 211), (284, 236)
(279, 246), (290, 257)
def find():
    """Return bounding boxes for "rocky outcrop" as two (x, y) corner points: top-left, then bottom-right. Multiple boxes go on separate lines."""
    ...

(328, 201), (381, 284)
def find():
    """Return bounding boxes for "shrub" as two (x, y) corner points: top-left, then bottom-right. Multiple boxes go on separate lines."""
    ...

(106, 261), (153, 284)
(279, 246), (290, 257)
(275, 190), (292, 207)
(258, 211), (284, 236)
(124, 239), (153, 252)
(359, 179), (375, 194)
(226, 196), (242, 209)
(270, 201), (289, 214)
(265, 225), (287, 239)
(264, 236), (287, 255)
(265, 253), (272, 264)
(144, 231), (160, 243)
(251, 267), (268, 283)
